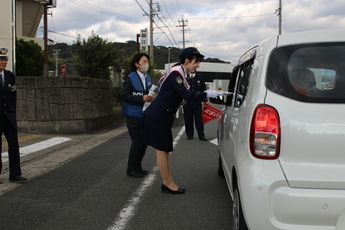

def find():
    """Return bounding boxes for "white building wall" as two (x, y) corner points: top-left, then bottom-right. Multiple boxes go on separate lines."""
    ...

(0, 0), (14, 71)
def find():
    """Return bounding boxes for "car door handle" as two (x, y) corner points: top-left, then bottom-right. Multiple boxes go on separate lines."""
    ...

(229, 117), (238, 131)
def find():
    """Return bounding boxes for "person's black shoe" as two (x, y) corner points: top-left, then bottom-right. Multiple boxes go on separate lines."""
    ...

(187, 137), (193, 140)
(138, 168), (149, 175)
(178, 187), (186, 192)
(127, 170), (143, 178)
(199, 137), (208, 141)
(161, 183), (185, 194)
(9, 176), (27, 183)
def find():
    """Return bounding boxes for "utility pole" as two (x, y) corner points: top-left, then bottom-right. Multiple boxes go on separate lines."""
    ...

(43, 4), (48, 77)
(140, 0), (159, 63)
(277, 0), (282, 35)
(35, 0), (56, 77)
(177, 16), (189, 49)
(53, 49), (60, 77)
(149, 0), (154, 64)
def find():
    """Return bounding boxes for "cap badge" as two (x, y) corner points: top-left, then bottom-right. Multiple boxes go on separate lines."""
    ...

(0, 48), (8, 54)
(193, 48), (200, 54)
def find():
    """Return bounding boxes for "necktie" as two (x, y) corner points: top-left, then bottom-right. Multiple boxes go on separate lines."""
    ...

(0, 73), (3, 87)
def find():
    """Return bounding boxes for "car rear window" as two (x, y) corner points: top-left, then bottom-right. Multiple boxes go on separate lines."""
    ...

(266, 42), (345, 103)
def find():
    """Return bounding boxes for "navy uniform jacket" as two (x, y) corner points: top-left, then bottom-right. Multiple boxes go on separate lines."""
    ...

(144, 69), (207, 127)
(0, 70), (17, 130)
(187, 73), (206, 97)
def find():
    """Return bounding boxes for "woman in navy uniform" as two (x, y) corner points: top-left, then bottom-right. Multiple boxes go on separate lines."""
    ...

(144, 47), (221, 194)
(0, 47), (27, 183)
(122, 53), (154, 178)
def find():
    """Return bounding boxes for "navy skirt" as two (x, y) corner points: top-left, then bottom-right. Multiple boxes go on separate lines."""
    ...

(144, 116), (173, 152)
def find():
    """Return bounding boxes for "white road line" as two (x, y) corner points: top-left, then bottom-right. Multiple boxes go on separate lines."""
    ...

(210, 138), (218, 146)
(108, 126), (186, 230)
(1, 137), (72, 162)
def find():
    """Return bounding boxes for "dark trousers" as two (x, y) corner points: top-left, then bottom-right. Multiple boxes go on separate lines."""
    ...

(0, 117), (22, 178)
(183, 101), (205, 138)
(126, 117), (147, 171)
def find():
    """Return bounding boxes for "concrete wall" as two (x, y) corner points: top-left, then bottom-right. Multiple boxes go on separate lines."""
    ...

(16, 76), (124, 134)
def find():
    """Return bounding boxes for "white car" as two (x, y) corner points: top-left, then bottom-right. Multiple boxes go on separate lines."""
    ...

(213, 30), (345, 230)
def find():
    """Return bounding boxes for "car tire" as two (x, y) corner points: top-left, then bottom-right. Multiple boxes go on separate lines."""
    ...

(233, 187), (248, 230)
(218, 154), (225, 177)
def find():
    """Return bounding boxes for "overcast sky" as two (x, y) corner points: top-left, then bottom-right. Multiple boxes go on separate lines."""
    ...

(45, 0), (345, 64)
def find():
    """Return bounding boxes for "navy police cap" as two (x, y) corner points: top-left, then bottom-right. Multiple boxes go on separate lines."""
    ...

(179, 47), (204, 60)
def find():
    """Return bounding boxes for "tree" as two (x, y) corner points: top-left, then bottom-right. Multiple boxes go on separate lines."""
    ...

(74, 32), (117, 80)
(204, 57), (229, 63)
(16, 39), (44, 76)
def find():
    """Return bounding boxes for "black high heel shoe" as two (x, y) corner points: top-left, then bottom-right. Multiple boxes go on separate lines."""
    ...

(161, 183), (186, 194)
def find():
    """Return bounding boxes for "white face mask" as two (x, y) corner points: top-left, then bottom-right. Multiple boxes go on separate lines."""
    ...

(140, 64), (149, 73)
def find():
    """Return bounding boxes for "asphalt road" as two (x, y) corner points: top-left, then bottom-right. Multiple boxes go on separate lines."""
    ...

(0, 116), (233, 230)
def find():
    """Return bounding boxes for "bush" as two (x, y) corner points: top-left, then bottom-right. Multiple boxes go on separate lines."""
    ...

(16, 39), (44, 76)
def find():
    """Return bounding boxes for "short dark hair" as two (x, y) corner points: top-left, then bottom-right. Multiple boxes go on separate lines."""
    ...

(130, 53), (149, 72)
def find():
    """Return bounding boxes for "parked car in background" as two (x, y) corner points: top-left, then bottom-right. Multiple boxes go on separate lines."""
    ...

(213, 30), (345, 230)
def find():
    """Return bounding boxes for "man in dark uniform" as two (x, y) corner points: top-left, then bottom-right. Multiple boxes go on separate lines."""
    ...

(0, 47), (27, 183)
(183, 72), (208, 141)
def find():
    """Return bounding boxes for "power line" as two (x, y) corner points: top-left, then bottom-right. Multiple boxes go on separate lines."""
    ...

(67, 0), (140, 22)
(66, 4), (103, 22)
(39, 27), (78, 39)
(173, 0), (183, 17)
(135, 0), (179, 48)
(143, 0), (180, 47)
(173, 13), (276, 20)
(160, 0), (175, 22)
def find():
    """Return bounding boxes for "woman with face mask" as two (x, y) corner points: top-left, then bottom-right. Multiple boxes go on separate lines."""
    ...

(143, 47), (221, 194)
(121, 53), (154, 178)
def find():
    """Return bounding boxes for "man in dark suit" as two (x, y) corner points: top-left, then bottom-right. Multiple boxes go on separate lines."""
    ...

(0, 46), (27, 183)
(183, 72), (208, 141)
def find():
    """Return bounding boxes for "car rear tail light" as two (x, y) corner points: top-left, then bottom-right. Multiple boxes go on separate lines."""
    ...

(250, 104), (280, 159)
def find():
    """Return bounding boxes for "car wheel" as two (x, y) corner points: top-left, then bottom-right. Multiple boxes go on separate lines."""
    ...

(233, 187), (248, 230)
(218, 154), (225, 177)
